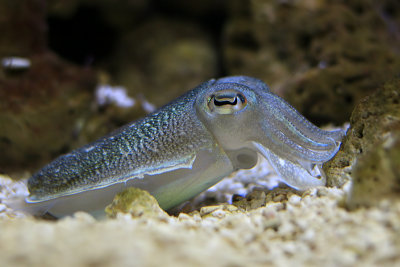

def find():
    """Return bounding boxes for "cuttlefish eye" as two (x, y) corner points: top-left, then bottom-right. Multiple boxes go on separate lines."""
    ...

(207, 90), (247, 114)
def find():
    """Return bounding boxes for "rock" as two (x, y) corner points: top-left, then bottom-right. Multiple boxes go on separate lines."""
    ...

(232, 186), (300, 212)
(0, 0), (99, 173)
(324, 78), (400, 207)
(232, 188), (267, 211)
(351, 133), (400, 208)
(198, 204), (239, 219)
(0, 53), (97, 173)
(223, 0), (400, 125)
(105, 187), (168, 219)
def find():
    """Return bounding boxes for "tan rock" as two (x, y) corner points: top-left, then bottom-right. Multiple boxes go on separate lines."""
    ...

(105, 187), (168, 219)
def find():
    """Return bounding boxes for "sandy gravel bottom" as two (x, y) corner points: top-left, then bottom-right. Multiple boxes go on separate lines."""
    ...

(1, 171), (399, 267)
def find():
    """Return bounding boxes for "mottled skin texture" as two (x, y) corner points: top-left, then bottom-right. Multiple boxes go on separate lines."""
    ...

(24, 76), (344, 216)
(28, 80), (216, 200)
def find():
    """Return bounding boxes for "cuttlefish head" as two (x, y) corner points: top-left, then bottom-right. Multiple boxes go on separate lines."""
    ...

(195, 76), (345, 190)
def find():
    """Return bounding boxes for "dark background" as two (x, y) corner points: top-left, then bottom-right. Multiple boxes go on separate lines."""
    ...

(0, 0), (399, 173)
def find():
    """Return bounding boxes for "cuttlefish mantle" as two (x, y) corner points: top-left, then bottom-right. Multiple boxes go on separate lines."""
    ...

(7, 76), (345, 217)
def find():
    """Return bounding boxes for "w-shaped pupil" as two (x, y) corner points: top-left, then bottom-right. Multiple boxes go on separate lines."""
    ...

(214, 96), (237, 106)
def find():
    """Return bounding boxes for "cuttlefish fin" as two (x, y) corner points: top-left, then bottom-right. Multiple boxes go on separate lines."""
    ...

(252, 142), (326, 190)
(3, 186), (56, 216)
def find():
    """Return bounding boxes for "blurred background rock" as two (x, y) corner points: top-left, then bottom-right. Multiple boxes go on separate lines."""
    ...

(1, 0), (399, 175)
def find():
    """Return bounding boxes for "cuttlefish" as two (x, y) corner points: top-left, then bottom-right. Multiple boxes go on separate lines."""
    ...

(9, 76), (344, 217)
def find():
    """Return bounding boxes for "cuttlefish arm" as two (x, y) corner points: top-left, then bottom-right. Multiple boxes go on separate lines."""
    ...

(248, 90), (345, 189)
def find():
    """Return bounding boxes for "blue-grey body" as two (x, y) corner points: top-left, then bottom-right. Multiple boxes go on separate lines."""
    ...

(11, 76), (344, 217)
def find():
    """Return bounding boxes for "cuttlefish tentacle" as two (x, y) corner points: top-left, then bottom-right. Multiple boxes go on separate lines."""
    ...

(251, 141), (327, 189)
(6, 76), (345, 217)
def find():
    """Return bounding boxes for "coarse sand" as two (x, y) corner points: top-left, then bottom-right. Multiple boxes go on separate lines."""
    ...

(1, 159), (399, 267)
